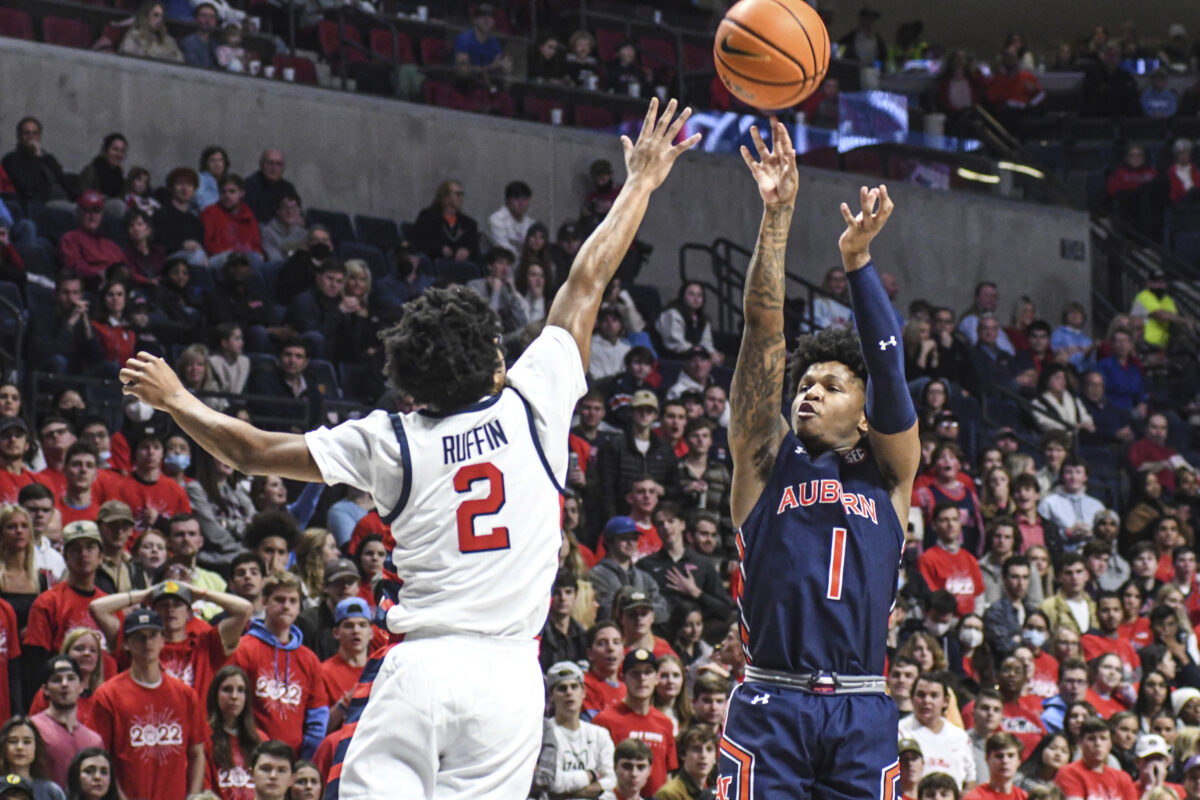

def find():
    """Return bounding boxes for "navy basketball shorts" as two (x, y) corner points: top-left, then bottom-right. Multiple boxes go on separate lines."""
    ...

(717, 682), (900, 800)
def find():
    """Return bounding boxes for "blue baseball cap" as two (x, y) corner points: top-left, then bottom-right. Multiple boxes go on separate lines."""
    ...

(335, 597), (370, 624)
(603, 516), (639, 540)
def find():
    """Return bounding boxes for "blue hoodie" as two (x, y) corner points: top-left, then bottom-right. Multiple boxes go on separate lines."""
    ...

(240, 619), (329, 759)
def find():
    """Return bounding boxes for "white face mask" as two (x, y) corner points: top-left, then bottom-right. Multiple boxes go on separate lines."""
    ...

(928, 620), (953, 637)
(1023, 629), (1048, 649)
(959, 628), (984, 649)
(125, 400), (154, 423)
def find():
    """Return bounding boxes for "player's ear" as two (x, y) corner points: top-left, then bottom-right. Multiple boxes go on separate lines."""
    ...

(856, 410), (869, 438)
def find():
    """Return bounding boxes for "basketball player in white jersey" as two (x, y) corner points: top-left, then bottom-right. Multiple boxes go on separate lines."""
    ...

(118, 97), (700, 799)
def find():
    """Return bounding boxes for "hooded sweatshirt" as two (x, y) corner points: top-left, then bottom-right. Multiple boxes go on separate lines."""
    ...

(228, 619), (328, 758)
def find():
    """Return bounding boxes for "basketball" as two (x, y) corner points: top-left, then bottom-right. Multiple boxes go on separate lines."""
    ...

(714, 0), (831, 110)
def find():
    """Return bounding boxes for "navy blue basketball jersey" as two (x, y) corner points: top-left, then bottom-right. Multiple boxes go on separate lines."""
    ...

(735, 431), (905, 675)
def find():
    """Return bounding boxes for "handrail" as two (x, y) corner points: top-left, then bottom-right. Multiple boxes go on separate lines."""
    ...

(0, 289), (23, 382)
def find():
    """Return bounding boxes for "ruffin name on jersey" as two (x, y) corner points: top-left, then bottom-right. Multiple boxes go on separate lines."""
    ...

(441, 421), (509, 466)
(775, 479), (878, 523)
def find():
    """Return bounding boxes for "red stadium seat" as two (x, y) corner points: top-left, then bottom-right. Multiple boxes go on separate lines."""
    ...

(682, 43), (710, 71)
(369, 29), (413, 63)
(596, 28), (623, 62)
(639, 36), (677, 72)
(272, 54), (318, 84)
(843, 149), (883, 177)
(0, 9), (34, 41)
(420, 37), (450, 66)
(42, 17), (91, 48)
(573, 104), (614, 128)
(800, 146), (839, 171)
(523, 95), (564, 123)
(318, 20), (366, 64)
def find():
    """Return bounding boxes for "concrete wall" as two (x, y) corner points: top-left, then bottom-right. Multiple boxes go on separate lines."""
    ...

(0, 37), (1092, 324)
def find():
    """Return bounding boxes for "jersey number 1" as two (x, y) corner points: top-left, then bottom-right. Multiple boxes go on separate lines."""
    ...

(453, 462), (510, 553)
(826, 527), (847, 601)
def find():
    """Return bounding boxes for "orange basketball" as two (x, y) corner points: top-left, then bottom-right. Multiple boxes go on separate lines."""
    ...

(714, 0), (831, 110)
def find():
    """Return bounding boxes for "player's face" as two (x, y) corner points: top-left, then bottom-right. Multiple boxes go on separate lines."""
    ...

(615, 758), (651, 795)
(551, 679), (584, 716)
(683, 741), (717, 781)
(251, 754), (293, 800)
(77, 755), (111, 800)
(587, 628), (623, 675)
(291, 766), (321, 800)
(265, 588), (301, 629)
(791, 362), (867, 451)
(693, 691), (726, 725)
(912, 680), (947, 726)
(689, 521), (718, 555)
(988, 748), (1017, 786)
(624, 663), (658, 700)
(45, 670), (82, 708)
(1081, 730), (1112, 766)
(217, 673), (247, 722)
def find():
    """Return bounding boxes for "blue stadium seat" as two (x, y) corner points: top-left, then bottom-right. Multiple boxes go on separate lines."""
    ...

(625, 284), (663, 327)
(339, 241), (389, 281)
(657, 359), (683, 391)
(247, 352), (278, 374)
(306, 208), (356, 245)
(13, 242), (56, 276)
(1, 196), (21, 222)
(353, 214), (402, 255)
(984, 396), (1026, 432)
(308, 358), (340, 398)
(1173, 230), (1200, 267)
(1078, 445), (1120, 478)
(30, 204), (76, 245)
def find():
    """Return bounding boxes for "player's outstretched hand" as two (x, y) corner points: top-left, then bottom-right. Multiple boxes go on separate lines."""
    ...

(740, 116), (798, 208)
(622, 97), (702, 192)
(119, 351), (187, 411)
(838, 184), (894, 271)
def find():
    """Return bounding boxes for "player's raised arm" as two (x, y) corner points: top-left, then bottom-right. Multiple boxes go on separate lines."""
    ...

(546, 97), (701, 368)
(839, 185), (921, 521)
(729, 118), (796, 527)
(118, 352), (324, 482)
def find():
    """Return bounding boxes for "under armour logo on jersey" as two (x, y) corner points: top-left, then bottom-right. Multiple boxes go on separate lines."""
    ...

(750, 693), (770, 705)
(794, 445), (805, 455)
(879, 336), (897, 351)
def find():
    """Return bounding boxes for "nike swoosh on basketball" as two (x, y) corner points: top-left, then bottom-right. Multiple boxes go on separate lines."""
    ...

(719, 35), (766, 59)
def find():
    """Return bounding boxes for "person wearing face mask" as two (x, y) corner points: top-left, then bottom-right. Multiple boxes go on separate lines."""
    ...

(107, 396), (164, 475)
(1018, 614), (1061, 698)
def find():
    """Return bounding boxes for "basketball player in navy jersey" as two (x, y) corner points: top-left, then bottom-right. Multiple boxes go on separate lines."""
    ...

(717, 117), (920, 800)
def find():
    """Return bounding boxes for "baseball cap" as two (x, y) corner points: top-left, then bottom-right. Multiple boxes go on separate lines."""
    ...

(324, 558), (360, 585)
(77, 190), (105, 211)
(631, 390), (659, 411)
(0, 774), (32, 799)
(1135, 733), (1171, 760)
(43, 654), (81, 682)
(686, 345), (711, 360)
(898, 738), (922, 757)
(618, 591), (654, 616)
(993, 426), (1018, 441)
(97, 499), (135, 525)
(1186, 754), (1200, 775)
(602, 516), (639, 540)
(546, 661), (584, 690)
(1170, 23), (1188, 39)
(149, 580), (193, 608)
(61, 520), (101, 548)
(123, 608), (164, 635)
(1173, 686), (1200, 716)
(623, 648), (658, 673)
(557, 221), (580, 241)
(0, 417), (27, 436)
(130, 421), (165, 449)
(934, 410), (959, 425)
(335, 597), (370, 624)
(590, 159), (613, 178)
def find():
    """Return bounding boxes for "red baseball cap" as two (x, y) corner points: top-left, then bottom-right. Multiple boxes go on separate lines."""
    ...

(77, 190), (105, 211)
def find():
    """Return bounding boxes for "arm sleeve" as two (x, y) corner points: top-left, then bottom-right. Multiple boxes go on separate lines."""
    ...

(287, 482), (326, 529)
(304, 410), (395, 495)
(301, 706), (329, 760)
(847, 263), (916, 434)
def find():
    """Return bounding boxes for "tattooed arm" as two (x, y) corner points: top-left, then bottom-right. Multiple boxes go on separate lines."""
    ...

(729, 119), (797, 527)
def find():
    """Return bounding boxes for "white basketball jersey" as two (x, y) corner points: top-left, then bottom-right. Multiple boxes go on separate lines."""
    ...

(305, 326), (586, 640)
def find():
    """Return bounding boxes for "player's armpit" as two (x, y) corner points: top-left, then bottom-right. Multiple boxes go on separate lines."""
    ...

(868, 423), (920, 528)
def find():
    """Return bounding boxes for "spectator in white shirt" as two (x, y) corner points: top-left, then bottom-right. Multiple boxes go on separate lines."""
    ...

(533, 661), (617, 800)
(590, 307), (632, 382)
(1037, 458), (1107, 549)
(487, 180), (536, 254)
(899, 674), (978, 790)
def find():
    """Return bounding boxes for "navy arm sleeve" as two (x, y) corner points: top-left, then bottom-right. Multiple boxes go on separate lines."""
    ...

(847, 262), (917, 434)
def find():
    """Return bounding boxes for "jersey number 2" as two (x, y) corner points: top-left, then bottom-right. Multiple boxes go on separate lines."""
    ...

(453, 462), (510, 553)
(826, 527), (847, 601)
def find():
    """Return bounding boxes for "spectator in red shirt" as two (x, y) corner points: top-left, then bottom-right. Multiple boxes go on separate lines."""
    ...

(1083, 653), (1127, 719)
(1168, 139), (1200, 204)
(204, 664), (264, 800)
(59, 444), (106, 527)
(1055, 717), (1137, 800)
(91, 608), (209, 800)
(29, 655), (103, 789)
(27, 628), (107, 728)
(59, 192), (127, 282)
(918, 503), (985, 616)
(89, 281), (137, 366)
(0, 418), (49, 505)
(249, 740), (295, 800)
(583, 621), (625, 721)
(985, 49), (1045, 122)
(228, 571), (328, 759)
(1128, 413), (1194, 494)
(614, 588), (674, 660)
(117, 424), (192, 531)
(1107, 144), (1158, 198)
(593, 648), (677, 796)
(24, 521), (109, 669)
(201, 174), (264, 268)
(964, 733), (1026, 800)
(1080, 592), (1140, 677)
(321, 597), (371, 729)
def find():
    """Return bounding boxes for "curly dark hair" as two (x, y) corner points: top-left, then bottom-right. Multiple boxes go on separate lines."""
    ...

(786, 326), (868, 400)
(379, 287), (503, 410)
